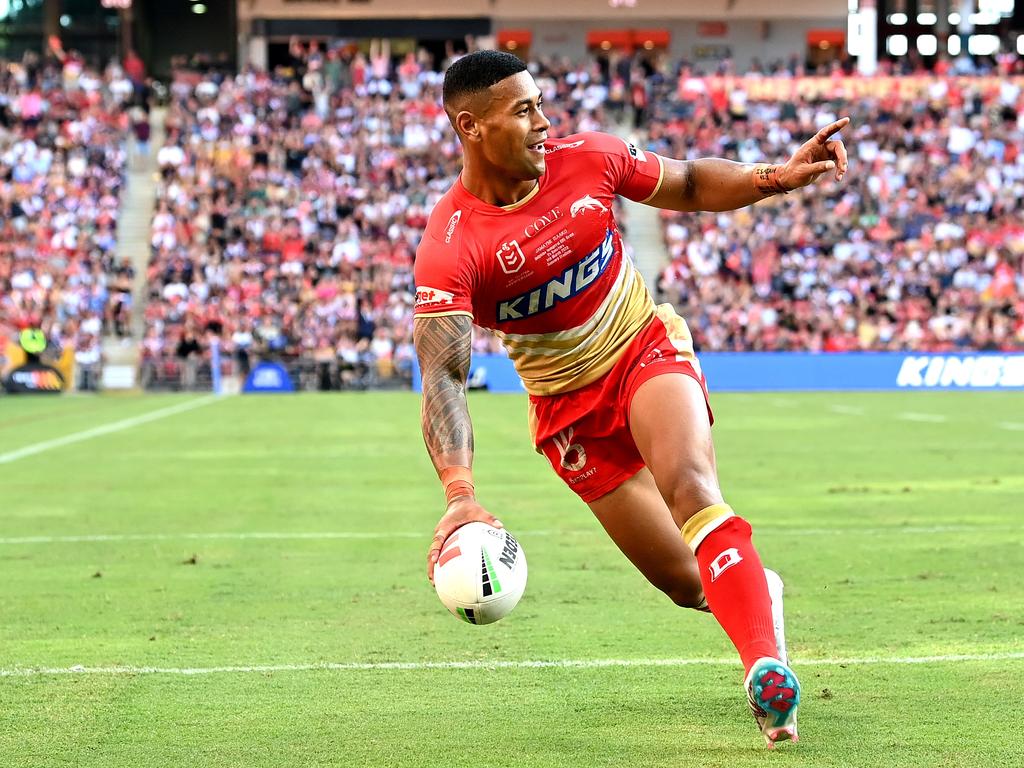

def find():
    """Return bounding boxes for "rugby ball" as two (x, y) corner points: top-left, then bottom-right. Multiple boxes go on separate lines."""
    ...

(434, 522), (527, 625)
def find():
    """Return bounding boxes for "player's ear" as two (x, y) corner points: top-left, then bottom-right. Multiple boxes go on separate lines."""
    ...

(454, 110), (482, 143)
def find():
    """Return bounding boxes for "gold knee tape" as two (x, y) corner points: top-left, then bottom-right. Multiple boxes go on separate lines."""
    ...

(681, 503), (735, 552)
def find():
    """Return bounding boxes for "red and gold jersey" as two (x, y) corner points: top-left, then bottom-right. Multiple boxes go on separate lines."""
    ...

(414, 131), (688, 397)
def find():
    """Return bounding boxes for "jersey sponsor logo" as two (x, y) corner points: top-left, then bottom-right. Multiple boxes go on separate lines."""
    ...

(553, 428), (587, 472)
(443, 210), (462, 244)
(896, 355), (1024, 388)
(544, 139), (585, 154)
(496, 239), (527, 275)
(496, 231), (614, 321)
(523, 206), (564, 239)
(626, 141), (647, 162)
(709, 547), (743, 582)
(570, 194), (607, 218)
(415, 286), (456, 307)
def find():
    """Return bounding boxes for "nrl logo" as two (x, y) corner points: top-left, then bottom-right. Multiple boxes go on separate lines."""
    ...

(570, 194), (607, 218)
(496, 239), (526, 274)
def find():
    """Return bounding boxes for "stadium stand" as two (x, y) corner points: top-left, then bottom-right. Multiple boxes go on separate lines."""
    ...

(0, 54), (133, 390)
(647, 59), (1024, 352)
(141, 47), (619, 390)
(7, 44), (1020, 392)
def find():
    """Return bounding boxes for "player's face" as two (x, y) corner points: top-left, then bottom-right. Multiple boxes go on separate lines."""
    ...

(480, 72), (550, 181)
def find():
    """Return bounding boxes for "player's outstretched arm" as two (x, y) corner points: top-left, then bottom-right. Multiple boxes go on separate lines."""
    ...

(413, 314), (503, 583)
(645, 117), (850, 213)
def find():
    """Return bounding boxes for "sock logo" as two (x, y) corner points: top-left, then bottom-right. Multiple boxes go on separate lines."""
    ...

(709, 547), (743, 582)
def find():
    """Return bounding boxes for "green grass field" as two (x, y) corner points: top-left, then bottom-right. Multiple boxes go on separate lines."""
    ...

(0, 391), (1022, 767)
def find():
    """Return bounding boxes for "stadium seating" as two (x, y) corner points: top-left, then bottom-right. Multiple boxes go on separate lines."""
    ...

(0, 56), (133, 387)
(142, 50), (612, 389)
(11, 48), (1020, 392)
(650, 69), (1024, 352)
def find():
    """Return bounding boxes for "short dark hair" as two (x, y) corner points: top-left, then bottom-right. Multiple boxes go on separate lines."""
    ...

(443, 50), (527, 110)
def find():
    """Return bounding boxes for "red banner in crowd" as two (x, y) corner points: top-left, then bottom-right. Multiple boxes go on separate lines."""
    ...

(691, 75), (1024, 102)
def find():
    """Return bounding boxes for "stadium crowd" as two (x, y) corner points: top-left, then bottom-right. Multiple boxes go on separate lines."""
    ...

(142, 43), (620, 389)
(147, 45), (1023, 393)
(0, 52), (135, 388)
(650, 59), (1024, 352)
(5, 42), (1021, 393)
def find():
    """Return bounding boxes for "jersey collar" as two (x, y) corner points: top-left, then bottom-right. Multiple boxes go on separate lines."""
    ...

(453, 174), (544, 214)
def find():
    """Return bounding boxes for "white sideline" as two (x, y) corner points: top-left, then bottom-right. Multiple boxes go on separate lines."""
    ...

(997, 422), (1024, 431)
(0, 523), (1021, 546)
(2, 651), (1022, 678)
(0, 396), (219, 465)
(0, 531), (426, 544)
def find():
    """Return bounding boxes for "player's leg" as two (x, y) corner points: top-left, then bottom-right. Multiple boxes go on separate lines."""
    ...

(587, 467), (707, 611)
(628, 371), (799, 747)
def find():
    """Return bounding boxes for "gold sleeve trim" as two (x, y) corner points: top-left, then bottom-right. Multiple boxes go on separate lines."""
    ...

(640, 153), (666, 204)
(414, 310), (475, 319)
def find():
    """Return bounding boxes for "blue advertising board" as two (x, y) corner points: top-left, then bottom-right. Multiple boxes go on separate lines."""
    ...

(242, 361), (295, 393)
(412, 352), (1024, 393)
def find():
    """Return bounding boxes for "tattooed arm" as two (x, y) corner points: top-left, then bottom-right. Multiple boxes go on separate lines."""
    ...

(643, 117), (850, 213)
(415, 313), (475, 475)
(414, 314), (503, 582)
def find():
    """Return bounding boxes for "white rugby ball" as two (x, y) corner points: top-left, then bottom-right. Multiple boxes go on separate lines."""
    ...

(434, 522), (527, 625)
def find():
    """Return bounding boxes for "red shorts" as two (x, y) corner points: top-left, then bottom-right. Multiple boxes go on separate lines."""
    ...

(530, 311), (712, 503)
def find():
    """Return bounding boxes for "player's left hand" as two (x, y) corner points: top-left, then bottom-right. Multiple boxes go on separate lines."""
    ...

(426, 498), (503, 585)
(780, 116), (850, 190)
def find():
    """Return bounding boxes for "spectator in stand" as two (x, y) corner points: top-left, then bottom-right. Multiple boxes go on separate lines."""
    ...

(74, 333), (102, 391)
(175, 328), (202, 391)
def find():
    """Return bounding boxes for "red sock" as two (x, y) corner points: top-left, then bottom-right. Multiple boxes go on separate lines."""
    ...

(694, 516), (777, 675)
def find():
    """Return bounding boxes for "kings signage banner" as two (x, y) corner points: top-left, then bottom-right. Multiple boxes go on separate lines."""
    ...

(413, 353), (1024, 393)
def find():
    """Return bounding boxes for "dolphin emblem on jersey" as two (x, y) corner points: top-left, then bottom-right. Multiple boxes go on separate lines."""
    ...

(496, 240), (527, 275)
(570, 194), (607, 218)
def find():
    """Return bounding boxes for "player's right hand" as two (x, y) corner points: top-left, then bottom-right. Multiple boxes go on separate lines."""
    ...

(427, 498), (503, 584)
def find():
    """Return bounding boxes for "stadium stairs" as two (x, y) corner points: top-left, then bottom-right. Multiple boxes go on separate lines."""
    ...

(101, 107), (166, 389)
(611, 123), (668, 291)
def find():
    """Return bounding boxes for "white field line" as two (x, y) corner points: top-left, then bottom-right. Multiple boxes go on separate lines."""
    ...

(0, 524), (1019, 548)
(0, 396), (219, 465)
(997, 422), (1024, 431)
(0, 532), (426, 545)
(0, 523), (1020, 547)
(897, 412), (948, 423)
(767, 524), (1024, 537)
(2, 651), (1023, 678)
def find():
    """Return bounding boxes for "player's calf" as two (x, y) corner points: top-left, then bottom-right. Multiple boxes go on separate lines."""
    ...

(680, 504), (778, 673)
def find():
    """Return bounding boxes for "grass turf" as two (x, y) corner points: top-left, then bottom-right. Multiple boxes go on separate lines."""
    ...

(0, 391), (1021, 767)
